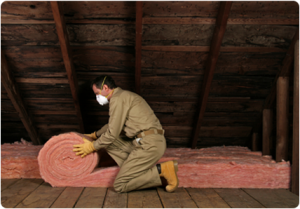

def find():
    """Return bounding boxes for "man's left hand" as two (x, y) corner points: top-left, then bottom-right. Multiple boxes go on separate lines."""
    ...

(73, 138), (96, 158)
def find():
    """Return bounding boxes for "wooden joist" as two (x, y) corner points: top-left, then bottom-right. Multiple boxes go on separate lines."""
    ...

(1, 53), (41, 145)
(135, 1), (143, 95)
(51, 1), (85, 133)
(2, 18), (298, 25)
(191, 2), (232, 149)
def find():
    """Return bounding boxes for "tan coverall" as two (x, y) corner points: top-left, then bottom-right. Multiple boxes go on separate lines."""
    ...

(93, 87), (166, 193)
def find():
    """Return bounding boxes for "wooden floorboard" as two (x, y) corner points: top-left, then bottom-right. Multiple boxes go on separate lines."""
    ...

(157, 187), (198, 208)
(74, 187), (107, 208)
(186, 188), (230, 208)
(1, 179), (20, 191)
(1, 179), (299, 208)
(243, 189), (299, 208)
(15, 182), (65, 208)
(1, 179), (44, 208)
(214, 188), (265, 208)
(51, 187), (84, 208)
(128, 188), (163, 208)
(103, 187), (127, 208)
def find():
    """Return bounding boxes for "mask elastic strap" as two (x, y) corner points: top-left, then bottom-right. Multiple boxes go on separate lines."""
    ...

(105, 89), (114, 98)
(100, 76), (107, 90)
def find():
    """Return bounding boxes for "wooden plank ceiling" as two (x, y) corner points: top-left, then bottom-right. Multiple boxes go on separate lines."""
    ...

(1, 1), (299, 149)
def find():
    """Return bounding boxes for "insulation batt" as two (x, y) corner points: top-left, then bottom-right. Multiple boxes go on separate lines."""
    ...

(2, 133), (291, 188)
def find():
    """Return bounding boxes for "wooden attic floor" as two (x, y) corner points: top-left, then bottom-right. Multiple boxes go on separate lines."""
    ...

(1, 179), (299, 208)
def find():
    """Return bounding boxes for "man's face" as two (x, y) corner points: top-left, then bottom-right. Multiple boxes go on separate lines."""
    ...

(92, 84), (108, 96)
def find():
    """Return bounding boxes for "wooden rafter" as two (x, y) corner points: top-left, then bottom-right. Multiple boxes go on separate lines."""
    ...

(1, 52), (41, 145)
(191, 2), (232, 149)
(135, 1), (143, 95)
(51, 1), (85, 132)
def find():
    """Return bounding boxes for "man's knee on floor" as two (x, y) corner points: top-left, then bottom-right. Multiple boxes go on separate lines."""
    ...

(113, 180), (127, 193)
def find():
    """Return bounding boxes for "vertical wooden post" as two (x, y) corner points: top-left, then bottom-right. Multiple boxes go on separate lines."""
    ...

(262, 109), (273, 155)
(291, 40), (299, 195)
(252, 132), (258, 151)
(276, 77), (289, 162)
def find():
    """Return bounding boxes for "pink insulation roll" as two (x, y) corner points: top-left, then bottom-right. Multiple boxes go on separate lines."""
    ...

(38, 132), (109, 187)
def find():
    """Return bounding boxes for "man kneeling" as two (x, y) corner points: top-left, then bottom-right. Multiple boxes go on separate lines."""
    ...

(73, 75), (179, 193)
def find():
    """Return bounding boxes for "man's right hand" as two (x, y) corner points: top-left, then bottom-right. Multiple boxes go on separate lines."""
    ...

(84, 132), (97, 140)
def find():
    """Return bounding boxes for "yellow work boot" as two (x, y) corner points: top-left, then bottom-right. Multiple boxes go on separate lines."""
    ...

(159, 160), (179, 192)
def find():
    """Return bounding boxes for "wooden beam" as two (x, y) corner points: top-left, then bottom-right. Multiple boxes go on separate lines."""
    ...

(143, 17), (299, 25)
(252, 132), (259, 151)
(292, 40), (299, 195)
(135, 1), (143, 95)
(191, 2), (232, 149)
(51, 1), (85, 133)
(2, 18), (298, 25)
(141, 46), (286, 53)
(1, 53), (41, 145)
(276, 76), (289, 162)
(262, 109), (273, 155)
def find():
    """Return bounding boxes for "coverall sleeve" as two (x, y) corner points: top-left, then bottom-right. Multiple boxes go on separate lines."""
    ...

(93, 96), (129, 150)
(96, 124), (108, 137)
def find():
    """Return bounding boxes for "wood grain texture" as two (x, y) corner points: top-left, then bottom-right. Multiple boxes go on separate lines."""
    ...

(1, 179), (44, 208)
(157, 187), (197, 208)
(243, 189), (299, 208)
(214, 188), (264, 208)
(1, 179), (20, 191)
(262, 109), (273, 156)
(51, 1), (84, 132)
(51, 187), (84, 208)
(103, 187), (127, 208)
(1, 53), (41, 145)
(186, 188), (230, 208)
(16, 182), (65, 208)
(292, 40), (299, 195)
(128, 188), (162, 208)
(191, 1), (232, 148)
(75, 187), (107, 208)
(135, 1), (143, 95)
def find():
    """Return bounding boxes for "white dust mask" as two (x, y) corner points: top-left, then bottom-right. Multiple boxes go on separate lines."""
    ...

(96, 94), (109, 106)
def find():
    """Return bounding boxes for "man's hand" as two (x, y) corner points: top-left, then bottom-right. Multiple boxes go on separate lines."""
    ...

(84, 132), (97, 140)
(73, 138), (96, 158)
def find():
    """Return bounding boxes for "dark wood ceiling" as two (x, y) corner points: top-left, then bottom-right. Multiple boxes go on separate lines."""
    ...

(1, 1), (299, 151)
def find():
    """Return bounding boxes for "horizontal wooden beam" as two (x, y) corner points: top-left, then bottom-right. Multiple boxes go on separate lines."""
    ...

(1, 52), (41, 145)
(15, 78), (69, 84)
(141, 46), (287, 53)
(2, 18), (298, 25)
(51, 1), (85, 133)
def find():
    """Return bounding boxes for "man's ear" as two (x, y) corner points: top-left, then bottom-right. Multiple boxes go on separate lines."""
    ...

(103, 84), (109, 91)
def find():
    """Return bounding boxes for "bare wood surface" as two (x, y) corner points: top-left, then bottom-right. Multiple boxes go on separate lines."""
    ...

(214, 188), (264, 208)
(1, 179), (44, 208)
(103, 187), (127, 208)
(142, 46), (286, 52)
(51, 1), (85, 132)
(51, 187), (84, 208)
(262, 109), (273, 155)
(16, 78), (69, 84)
(191, 1), (232, 148)
(1, 179), (20, 191)
(252, 133), (259, 151)
(3, 18), (297, 25)
(75, 187), (107, 208)
(157, 187), (197, 208)
(128, 188), (163, 208)
(243, 189), (299, 208)
(143, 17), (299, 25)
(186, 188), (230, 208)
(135, 1), (143, 95)
(15, 182), (64, 208)
(292, 40), (299, 195)
(1, 53), (41, 145)
(276, 77), (289, 162)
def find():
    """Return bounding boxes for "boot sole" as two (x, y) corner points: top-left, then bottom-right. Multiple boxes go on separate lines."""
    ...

(167, 160), (179, 193)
